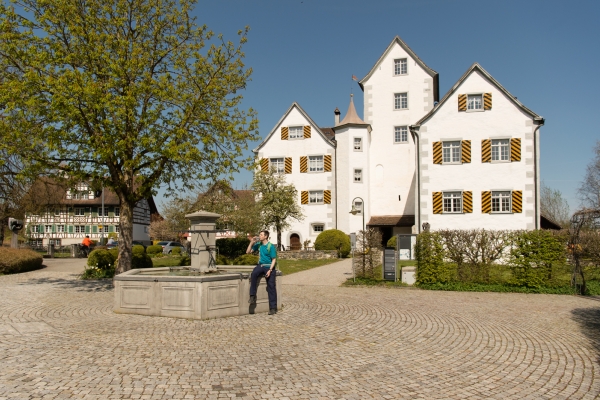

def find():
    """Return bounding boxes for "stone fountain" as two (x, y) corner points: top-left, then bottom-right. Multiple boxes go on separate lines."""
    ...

(113, 211), (281, 319)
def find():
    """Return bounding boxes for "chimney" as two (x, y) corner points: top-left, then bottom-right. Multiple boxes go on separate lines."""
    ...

(334, 107), (340, 125)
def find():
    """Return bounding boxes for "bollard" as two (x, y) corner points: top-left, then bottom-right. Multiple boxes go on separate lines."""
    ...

(47, 244), (54, 258)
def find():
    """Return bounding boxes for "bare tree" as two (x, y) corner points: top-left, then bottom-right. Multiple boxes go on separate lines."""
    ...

(541, 182), (571, 227)
(579, 140), (600, 209)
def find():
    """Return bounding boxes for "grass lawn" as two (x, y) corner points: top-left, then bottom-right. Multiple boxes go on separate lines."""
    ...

(276, 258), (340, 275)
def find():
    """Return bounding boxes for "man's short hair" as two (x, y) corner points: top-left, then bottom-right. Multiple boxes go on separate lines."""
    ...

(85, 235), (89, 238)
(260, 230), (270, 239)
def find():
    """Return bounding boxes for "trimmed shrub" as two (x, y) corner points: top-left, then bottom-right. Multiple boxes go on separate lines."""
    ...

(216, 254), (231, 265)
(132, 245), (146, 254)
(415, 232), (450, 284)
(386, 236), (397, 248)
(171, 247), (182, 255)
(314, 229), (350, 258)
(146, 245), (163, 255)
(216, 237), (251, 259)
(232, 254), (259, 265)
(132, 252), (153, 269)
(509, 230), (566, 288)
(0, 248), (43, 274)
(178, 254), (191, 266)
(87, 249), (116, 269)
(108, 248), (119, 261)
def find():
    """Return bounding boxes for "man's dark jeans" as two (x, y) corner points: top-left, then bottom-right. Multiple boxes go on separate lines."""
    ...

(250, 264), (277, 309)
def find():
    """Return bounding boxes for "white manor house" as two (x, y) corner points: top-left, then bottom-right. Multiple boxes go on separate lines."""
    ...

(254, 36), (552, 249)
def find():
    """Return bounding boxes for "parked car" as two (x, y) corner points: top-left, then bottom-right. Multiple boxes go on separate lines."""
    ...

(158, 241), (186, 254)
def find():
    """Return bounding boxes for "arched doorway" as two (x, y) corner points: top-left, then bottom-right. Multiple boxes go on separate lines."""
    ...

(290, 234), (301, 251)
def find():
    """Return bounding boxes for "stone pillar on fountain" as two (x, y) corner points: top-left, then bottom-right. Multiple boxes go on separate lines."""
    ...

(185, 211), (221, 273)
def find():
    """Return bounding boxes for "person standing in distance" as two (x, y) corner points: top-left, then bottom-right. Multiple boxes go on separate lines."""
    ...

(246, 230), (278, 315)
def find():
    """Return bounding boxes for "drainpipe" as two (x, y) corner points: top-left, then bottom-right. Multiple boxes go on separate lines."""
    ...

(533, 117), (545, 230)
(334, 142), (338, 230)
(409, 125), (421, 233)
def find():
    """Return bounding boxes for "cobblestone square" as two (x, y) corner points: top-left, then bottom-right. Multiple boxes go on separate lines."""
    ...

(0, 259), (599, 399)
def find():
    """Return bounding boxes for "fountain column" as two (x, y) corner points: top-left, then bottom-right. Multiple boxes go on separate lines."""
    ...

(185, 211), (221, 273)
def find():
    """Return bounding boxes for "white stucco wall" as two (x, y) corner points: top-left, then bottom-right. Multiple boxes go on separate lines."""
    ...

(256, 105), (335, 247)
(362, 41), (435, 224)
(334, 124), (370, 235)
(418, 70), (538, 231)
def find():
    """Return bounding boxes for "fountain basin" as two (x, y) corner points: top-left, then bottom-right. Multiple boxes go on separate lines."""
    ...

(114, 266), (281, 320)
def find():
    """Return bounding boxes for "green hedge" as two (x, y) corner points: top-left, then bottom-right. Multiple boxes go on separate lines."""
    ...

(171, 247), (182, 255)
(216, 237), (250, 259)
(0, 248), (43, 274)
(146, 245), (163, 255)
(233, 254), (259, 265)
(132, 245), (146, 254)
(415, 232), (450, 284)
(87, 249), (115, 270)
(386, 236), (397, 248)
(314, 229), (350, 258)
(132, 252), (153, 269)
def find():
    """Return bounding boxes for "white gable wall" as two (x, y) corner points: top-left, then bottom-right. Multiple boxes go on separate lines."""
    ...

(419, 70), (538, 230)
(362, 42), (435, 225)
(256, 106), (335, 247)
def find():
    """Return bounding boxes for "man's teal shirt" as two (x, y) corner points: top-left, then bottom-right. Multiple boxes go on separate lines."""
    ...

(252, 241), (277, 266)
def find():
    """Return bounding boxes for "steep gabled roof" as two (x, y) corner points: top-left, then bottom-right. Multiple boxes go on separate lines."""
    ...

(253, 102), (336, 153)
(414, 63), (544, 127)
(359, 36), (438, 90)
(336, 94), (368, 127)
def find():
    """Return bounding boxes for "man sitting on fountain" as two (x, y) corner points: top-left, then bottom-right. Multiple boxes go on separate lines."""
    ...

(246, 230), (278, 315)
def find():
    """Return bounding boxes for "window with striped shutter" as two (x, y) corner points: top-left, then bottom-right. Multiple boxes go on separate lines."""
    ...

(301, 191), (308, 204)
(281, 126), (289, 140)
(260, 158), (269, 173)
(324, 155), (332, 172)
(483, 93), (492, 110)
(510, 138), (521, 162)
(461, 140), (471, 163)
(433, 142), (442, 164)
(284, 157), (292, 174)
(512, 191), (522, 213)
(481, 191), (491, 213)
(432, 192), (442, 214)
(458, 94), (467, 111)
(324, 190), (331, 204)
(481, 139), (491, 163)
(300, 156), (308, 173)
(303, 126), (311, 139)
(463, 191), (473, 213)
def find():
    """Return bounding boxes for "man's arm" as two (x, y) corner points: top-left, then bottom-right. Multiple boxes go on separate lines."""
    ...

(246, 238), (257, 254)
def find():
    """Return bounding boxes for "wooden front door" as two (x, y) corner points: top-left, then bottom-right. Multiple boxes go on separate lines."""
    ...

(290, 234), (301, 251)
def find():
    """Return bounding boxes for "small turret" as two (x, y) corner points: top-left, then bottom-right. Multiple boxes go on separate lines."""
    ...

(334, 107), (340, 125)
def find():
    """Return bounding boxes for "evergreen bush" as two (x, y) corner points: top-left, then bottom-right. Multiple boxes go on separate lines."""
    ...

(0, 248), (43, 274)
(132, 245), (146, 254)
(386, 235), (397, 248)
(178, 254), (191, 266)
(87, 249), (116, 269)
(415, 231), (450, 284)
(216, 254), (231, 265)
(232, 254), (259, 265)
(216, 237), (250, 259)
(131, 252), (153, 269)
(171, 247), (181, 255)
(146, 245), (163, 255)
(314, 229), (350, 258)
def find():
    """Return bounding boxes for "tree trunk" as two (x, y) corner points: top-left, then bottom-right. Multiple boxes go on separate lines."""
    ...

(277, 227), (283, 251)
(116, 200), (134, 274)
(0, 217), (6, 246)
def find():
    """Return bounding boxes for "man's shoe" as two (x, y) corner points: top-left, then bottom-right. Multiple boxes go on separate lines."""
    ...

(248, 295), (257, 305)
(268, 308), (277, 315)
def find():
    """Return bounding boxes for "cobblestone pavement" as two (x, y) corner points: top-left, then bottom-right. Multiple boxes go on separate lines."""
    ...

(1, 261), (600, 399)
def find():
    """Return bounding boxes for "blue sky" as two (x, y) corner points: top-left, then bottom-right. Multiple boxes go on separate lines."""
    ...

(158, 0), (600, 213)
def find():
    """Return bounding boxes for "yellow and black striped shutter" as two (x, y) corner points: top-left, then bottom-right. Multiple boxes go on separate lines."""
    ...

(324, 155), (332, 172)
(433, 192), (443, 214)
(324, 190), (331, 204)
(512, 191), (522, 213)
(301, 191), (308, 204)
(284, 157), (292, 174)
(482, 191), (491, 213)
(463, 191), (473, 213)
(303, 126), (311, 139)
(260, 158), (269, 173)
(281, 126), (289, 140)
(484, 93), (492, 110)
(481, 139), (491, 163)
(510, 138), (521, 162)
(433, 142), (442, 164)
(300, 156), (308, 173)
(458, 94), (467, 111)
(461, 140), (471, 163)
